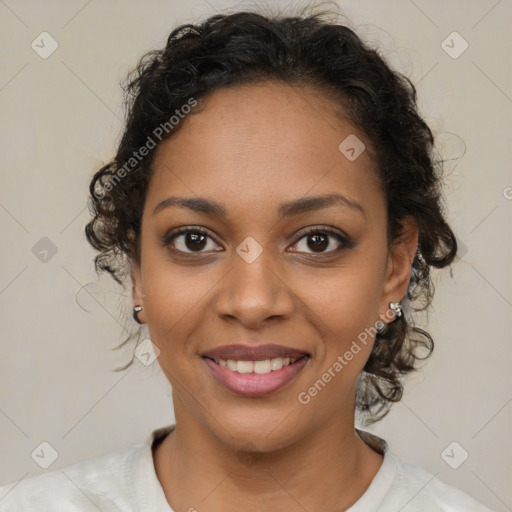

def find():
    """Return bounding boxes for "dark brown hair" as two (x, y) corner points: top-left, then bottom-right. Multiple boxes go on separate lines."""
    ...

(85, 5), (457, 423)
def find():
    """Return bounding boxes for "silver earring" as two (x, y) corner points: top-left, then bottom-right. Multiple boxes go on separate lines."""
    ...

(133, 305), (144, 324)
(389, 301), (402, 318)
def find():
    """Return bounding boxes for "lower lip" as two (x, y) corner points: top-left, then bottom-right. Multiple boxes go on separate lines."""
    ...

(203, 357), (309, 397)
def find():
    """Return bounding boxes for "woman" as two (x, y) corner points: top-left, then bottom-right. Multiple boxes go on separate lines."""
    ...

(0, 7), (494, 511)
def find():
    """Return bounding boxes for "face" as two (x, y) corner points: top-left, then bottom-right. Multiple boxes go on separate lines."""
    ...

(132, 81), (417, 451)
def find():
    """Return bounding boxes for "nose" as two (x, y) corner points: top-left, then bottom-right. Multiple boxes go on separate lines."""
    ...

(213, 248), (295, 329)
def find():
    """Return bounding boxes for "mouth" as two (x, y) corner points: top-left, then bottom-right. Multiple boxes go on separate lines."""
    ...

(205, 355), (306, 374)
(201, 343), (310, 397)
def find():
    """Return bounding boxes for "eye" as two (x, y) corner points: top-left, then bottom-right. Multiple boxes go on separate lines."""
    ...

(162, 226), (222, 254)
(289, 226), (351, 255)
(162, 225), (353, 257)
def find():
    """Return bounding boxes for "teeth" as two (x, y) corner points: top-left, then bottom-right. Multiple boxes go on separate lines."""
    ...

(254, 360), (271, 374)
(217, 357), (300, 374)
(236, 360), (254, 374)
(270, 357), (283, 371)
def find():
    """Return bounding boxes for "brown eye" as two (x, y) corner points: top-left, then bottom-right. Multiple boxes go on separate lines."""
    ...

(306, 232), (329, 252)
(290, 227), (351, 255)
(163, 227), (221, 254)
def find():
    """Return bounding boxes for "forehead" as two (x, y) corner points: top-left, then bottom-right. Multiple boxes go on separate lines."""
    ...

(146, 81), (381, 220)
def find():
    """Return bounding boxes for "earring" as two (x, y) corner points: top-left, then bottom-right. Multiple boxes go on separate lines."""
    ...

(133, 305), (144, 324)
(389, 301), (402, 318)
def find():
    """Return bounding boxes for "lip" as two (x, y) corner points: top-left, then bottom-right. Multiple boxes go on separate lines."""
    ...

(203, 356), (310, 397)
(201, 343), (309, 361)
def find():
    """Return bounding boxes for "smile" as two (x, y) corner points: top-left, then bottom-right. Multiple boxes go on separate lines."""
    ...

(211, 356), (300, 374)
(202, 354), (310, 397)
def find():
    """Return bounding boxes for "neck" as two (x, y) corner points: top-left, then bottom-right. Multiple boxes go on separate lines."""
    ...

(153, 409), (383, 512)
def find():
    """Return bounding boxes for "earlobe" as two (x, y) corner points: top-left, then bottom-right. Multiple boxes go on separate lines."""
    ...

(131, 262), (143, 301)
(131, 262), (147, 324)
(380, 217), (419, 322)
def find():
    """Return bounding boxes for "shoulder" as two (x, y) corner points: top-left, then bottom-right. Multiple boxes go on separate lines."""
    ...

(355, 430), (493, 511)
(0, 443), (141, 511)
(391, 456), (494, 511)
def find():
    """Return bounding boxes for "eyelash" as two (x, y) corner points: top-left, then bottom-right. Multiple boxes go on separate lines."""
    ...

(161, 225), (353, 257)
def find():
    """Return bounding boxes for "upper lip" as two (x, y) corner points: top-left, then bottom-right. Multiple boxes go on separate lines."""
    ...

(201, 343), (309, 361)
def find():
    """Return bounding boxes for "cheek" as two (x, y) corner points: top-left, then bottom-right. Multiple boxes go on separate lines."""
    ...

(304, 254), (386, 379)
(140, 248), (213, 362)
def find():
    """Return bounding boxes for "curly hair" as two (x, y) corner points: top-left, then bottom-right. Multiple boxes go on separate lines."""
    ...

(85, 5), (457, 423)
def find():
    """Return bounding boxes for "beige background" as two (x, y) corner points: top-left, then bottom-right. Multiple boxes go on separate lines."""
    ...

(0, 0), (511, 510)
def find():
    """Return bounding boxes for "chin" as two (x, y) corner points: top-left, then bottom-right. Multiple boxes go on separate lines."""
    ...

(201, 398), (312, 453)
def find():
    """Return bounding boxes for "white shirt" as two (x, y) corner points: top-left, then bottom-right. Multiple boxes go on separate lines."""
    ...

(0, 425), (493, 511)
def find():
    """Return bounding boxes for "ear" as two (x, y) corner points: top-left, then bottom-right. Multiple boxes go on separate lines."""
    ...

(379, 217), (418, 323)
(131, 260), (147, 324)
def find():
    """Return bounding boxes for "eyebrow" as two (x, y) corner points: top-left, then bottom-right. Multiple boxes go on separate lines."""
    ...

(152, 192), (365, 219)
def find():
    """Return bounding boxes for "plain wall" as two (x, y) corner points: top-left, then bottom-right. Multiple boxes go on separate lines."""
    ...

(0, 0), (510, 510)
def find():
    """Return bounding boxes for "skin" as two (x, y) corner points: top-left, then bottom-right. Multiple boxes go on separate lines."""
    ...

(131, 81), (418, 512)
